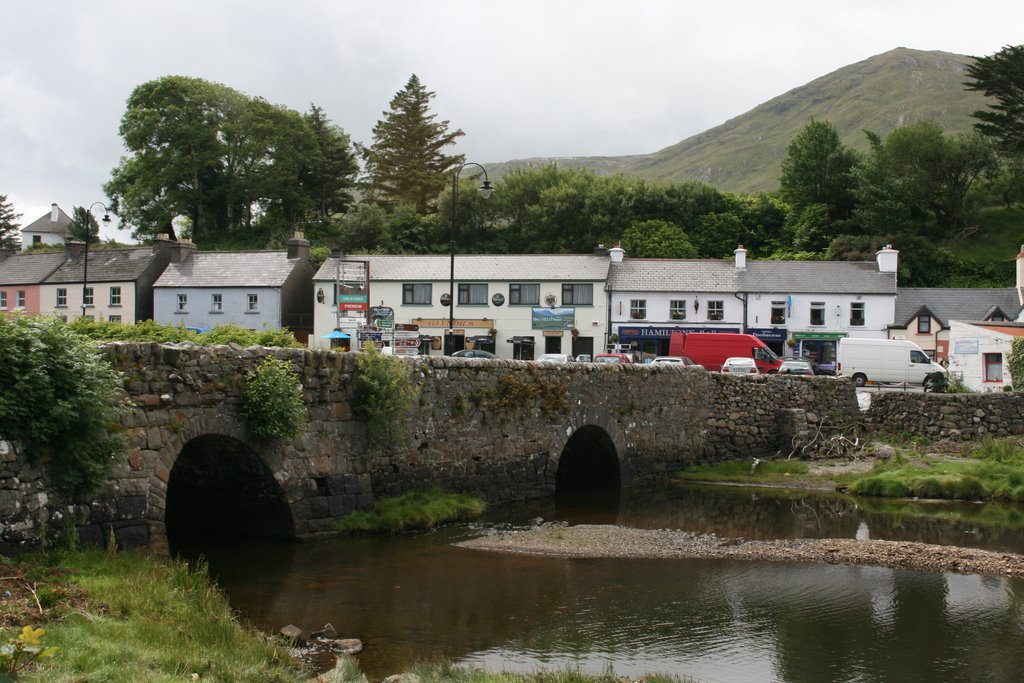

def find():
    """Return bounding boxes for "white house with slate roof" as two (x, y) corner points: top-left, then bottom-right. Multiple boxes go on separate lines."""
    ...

(606, 244), (898, 370)
(19, 204), (72, 251)
(40, 238), (182, 323)
(311, 251), (612, 359)
(153, 234), (314, 342)
(888, 287), (1022, 362)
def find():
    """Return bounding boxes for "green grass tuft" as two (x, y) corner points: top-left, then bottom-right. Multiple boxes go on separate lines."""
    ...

(333, 490), (487, 534)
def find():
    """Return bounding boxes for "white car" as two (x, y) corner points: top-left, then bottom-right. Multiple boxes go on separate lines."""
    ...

(536, 353), (574, 363)
(720, 357), (758, 374)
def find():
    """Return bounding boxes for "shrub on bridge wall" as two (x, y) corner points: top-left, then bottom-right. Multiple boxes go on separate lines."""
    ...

(67, 318), (302, 347)
(242, 356), (307, 441)
(0, 315), (126, 493)
(354, 344), (417, 453)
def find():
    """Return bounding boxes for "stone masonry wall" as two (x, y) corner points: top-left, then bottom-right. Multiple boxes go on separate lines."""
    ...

(867, 392), (1024, 440)
(2, 344), (862, 553)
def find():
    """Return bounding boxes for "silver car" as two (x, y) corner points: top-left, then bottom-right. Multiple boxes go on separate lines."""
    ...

(720, 357), (759, 374)
(536, 353), (574, 363)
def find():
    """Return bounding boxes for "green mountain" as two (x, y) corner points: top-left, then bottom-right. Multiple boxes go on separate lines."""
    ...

(492, 48), (991, 195)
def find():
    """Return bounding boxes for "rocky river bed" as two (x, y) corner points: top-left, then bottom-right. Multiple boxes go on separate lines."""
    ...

(457, 523), (1024, 578)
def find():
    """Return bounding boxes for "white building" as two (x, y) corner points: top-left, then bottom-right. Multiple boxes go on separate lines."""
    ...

(947, 320), (1024, 392)
(311, 252), (612, 359)
(19, 204), (72, 251)
(606, 244), (898, 369)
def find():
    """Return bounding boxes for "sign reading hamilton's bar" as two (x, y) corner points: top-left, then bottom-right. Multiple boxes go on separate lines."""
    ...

(413, 318), (493, 329)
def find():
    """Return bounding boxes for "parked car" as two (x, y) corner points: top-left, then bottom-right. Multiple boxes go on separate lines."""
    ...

(536, 353), (575, 363)
(451, 349), (497, 359)
(785, 355), (835, 376)
(575, 354), (592, 362)
(778, 359), (815, 375)
(720, 357), (759, 374)
(594, 353), (632, 364)
(652, 356), (698, 365)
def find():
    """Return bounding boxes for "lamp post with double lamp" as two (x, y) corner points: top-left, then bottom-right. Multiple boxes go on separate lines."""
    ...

(445, 162), (492, 355)
(81, 202), (111, 318)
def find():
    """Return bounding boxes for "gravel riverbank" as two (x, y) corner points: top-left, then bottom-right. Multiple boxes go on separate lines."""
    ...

(457, 524), (1024, 579)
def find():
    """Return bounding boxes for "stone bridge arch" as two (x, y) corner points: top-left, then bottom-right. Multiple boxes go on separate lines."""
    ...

(158, 414), (295, 549)
(549, 406), (631, 491)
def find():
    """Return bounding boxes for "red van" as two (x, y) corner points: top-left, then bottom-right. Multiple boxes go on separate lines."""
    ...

(667, 332), (782, 373)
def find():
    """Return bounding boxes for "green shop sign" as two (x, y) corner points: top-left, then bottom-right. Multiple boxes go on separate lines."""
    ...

(531, 307), (576, 330)
(791, 331), (848, 340)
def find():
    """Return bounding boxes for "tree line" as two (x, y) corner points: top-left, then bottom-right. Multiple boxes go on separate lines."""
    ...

(4, 46), (1022, 287)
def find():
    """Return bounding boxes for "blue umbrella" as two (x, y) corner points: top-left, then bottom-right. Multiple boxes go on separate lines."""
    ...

(322, 330), (351, 339)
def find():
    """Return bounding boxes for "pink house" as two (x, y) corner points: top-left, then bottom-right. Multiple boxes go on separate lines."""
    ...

(0, 251), (68, 316)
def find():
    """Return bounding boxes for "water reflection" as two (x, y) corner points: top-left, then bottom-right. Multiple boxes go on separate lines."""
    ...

(172, 484), (1024, 682)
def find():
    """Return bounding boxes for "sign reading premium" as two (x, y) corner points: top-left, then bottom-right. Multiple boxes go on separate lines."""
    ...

(531, 307), (575, 331)
(338, 293), (368, 311)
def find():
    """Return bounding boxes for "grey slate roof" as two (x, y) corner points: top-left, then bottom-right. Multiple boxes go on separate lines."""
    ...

(155, 251), (299, 288)
(21, 207), (72, 236)
(0, 252), (68, 285)
(892, 287), (1022, 327)
(46, 248), (156, 283)
(606, 258), (896, 294)
(314, 254), (611, 282)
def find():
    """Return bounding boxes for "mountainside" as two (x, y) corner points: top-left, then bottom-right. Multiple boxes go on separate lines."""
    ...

(492, 48), (991, 194)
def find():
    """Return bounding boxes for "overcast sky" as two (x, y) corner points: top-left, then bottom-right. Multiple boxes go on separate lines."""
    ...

(3, 0), (1022, 241)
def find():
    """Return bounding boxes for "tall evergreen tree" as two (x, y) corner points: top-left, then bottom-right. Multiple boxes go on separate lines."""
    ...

(965, 44), (1024, 155)
(304, 105), (359, 220)
(360, 75), (465, 214)
(67, 206), (100, 243)
(779, 120), (859, 220)
(0, 194), (21, 249)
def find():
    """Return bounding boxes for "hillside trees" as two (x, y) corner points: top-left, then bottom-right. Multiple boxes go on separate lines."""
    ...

(360, 75), (465, 214)
(105, 76), (358, 243)
(965, 44), (1024, 156)
(0, 194), (20, 249)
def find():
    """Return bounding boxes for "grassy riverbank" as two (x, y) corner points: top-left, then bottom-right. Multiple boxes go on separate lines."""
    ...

(2, 549), (694, 682)
(676, 436), (1024, 503)
(332, 489), (486, 534)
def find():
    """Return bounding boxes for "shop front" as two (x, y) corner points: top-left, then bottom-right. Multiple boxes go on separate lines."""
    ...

(791, 331), (847, 372)
(412, 317), (494, 356)
(748, 327), (789, 357)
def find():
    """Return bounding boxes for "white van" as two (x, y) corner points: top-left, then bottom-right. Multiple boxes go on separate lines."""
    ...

(837, 338), (946, 387)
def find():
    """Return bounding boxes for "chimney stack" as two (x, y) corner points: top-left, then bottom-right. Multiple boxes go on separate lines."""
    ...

(287, 232), (310, 261)
(875, 244), (899, 275)
(50, 203), (59, 223)
(734, 244), (747, 270)
(608, 242), (625, 263)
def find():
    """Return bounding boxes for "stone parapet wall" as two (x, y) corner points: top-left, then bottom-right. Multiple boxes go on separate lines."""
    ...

(2, 344), (864, 553)
(867, 392), (1024, 440)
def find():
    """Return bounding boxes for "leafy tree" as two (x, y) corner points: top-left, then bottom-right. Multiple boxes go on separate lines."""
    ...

(787, 203), (835, 252)
(0, 194), (21, 249)
(339, 203), (393, 253)
(621, 219), (698, 258)
(106, 76), (356, 243)
(360, 75), (465, 214)
(779, 120), (859, 220)
(242, 356), (306, 441)
(67, 206), (100, 242)
(965, 44), (1024, 156)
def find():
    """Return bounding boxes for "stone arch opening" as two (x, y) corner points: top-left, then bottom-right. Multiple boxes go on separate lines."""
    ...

(165, 434), (294, 542)
(556, 425), (622, 490)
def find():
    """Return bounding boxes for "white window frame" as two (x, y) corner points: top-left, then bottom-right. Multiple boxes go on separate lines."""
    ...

(176, 293), (188, 313)
(810, 301), (825, 326)
(629, 299), (647, 320)
(56, 288), (67, 307)
(109, 286), (122, 307)
(247, 293), (259, 312)
(211, 293), (223, 313)
(707, 300), (724, 321)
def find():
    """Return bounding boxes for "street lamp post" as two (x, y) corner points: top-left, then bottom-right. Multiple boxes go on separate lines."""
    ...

(82, 202), (111, 318)
(446, 162), (493, 355)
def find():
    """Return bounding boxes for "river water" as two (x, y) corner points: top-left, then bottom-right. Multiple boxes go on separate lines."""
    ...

(172, 484), (1024, 683)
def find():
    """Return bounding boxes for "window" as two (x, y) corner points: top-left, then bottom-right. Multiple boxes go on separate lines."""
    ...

(917, 315), (931, 334)
(850, 302), (865, 326)
(911, 350), (930, 364)
(707, 300), (724, 321)
(984, 353), (1004, 382)
(176, 293), (188, 312)
(56, 288), (67, 307)
(669, 300), (687, 320)
(247, 293), (259, 312)
(32, 235), (41, 245)
(562, 283), (593, 306)
(457, 283), (487, 305)
(402, 283), (432, 305)
(509, 283), (540, 305)
(16, 290), (26, 308)
(770, 301), (786, 325)
(109, 286), (122, 306)
(810, 301), (825, 326)
(211, 293), (223, 312)
(108, 315), (122, 323)
(630, 299), (647, 319)
(0, 291), (6, 309)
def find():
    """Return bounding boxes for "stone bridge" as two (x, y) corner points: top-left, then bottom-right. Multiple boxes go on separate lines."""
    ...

(2, 343), (861, 553)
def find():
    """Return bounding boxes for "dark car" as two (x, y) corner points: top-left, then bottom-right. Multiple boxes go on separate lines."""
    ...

(785, 355), (835, 376)
(778, 359), (815, 376)
(451, 349), (498, 359)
